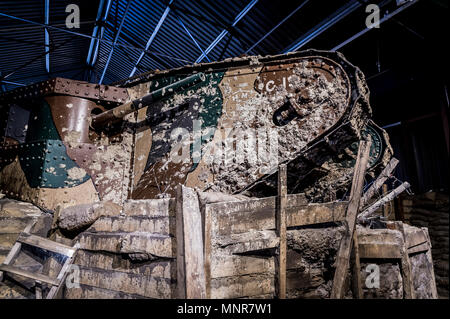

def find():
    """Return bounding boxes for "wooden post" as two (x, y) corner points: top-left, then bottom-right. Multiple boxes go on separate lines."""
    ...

(351, 235), (363, 299)
(396, 221), (415, 299)
(331, 138), (372, 299)
(422, 228), (438, 299)
(276, 164), (287, 299)
(176, 184), (206, 299)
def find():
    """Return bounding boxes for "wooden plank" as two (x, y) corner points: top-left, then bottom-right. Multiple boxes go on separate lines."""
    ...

(407, 242), (429, 254)
(361, 157), (399, 207)
(212, 200), (347, 236)
(331, 138), (372, 299)
(351, 235), (363, 299)
(358, 182), (410, 223)
(176, 185), (206, 299)
(276, 164), (287, 299)
(17, 233), (75, 257)
(422, 228), (438, 299)
(216, 230), (279, 254)
(0, 264), (59, 286)
(396, 222), (415, 299)
(209, 254), (274, 278)
(358, 243), (402, 259)
(210, 274), (274, 299)
(47, 243), (78, 299)
(0, 218), (36, 281)
(77, 232), (174, 257)
(405, 229), (428, 249)
(287, 202), (347, 227)
(382, 184), (390, 218)
(204, 205), (213, 298)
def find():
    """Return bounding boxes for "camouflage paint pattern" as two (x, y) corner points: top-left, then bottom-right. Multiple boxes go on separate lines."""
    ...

(0, 50), (390, 209)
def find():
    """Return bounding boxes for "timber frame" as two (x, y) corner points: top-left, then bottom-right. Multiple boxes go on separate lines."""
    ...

(174, 140), (437, 299)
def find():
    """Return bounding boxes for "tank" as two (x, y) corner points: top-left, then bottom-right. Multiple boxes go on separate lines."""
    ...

(0, 49), (392, 211)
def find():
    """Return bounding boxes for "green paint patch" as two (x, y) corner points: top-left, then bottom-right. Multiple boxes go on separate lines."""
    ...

(26, 99), (60, 141)
(19, 140), (90, 188)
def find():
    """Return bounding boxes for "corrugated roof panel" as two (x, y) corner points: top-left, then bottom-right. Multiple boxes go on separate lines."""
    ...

(1, 0), (403, 88)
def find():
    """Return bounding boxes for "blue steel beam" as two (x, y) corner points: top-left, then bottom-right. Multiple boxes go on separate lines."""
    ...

(129, 0), (173, 78)
(1, 80), (26, 86)
(245, 0), (309, 54)
(332, 0), (419, 51)
(86, 0), (112, 79)
(0, 11), (191, 65)
(283, 0), (361, 53)
(99, 0), (132, 84)
(44, 0), (50, 74)
(174, 12), (210, 63)
(195, 0), (258, 63)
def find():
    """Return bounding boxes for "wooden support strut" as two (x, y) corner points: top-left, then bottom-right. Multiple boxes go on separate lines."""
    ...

(276, 164), (287, 299)
(331, 137), (372, 299)
(395, 221), (415, 299)
(361, 157), (399, 207)
(176, 184), (206, 299)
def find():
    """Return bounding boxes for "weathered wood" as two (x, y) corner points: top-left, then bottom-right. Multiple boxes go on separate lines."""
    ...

(176, 185), (206, 299)
(210, 274), (274, 299)
(382, 184), (390, 218)
(204, 204), (213, 298)
(276, 164), (287, 299)
(74, 250), (175, 278)
(77, 232), (174, 257)
(67, 265), (173, 298)
(0, 264), (59, 286)
(209, 254), (274, 278)
(88, 215), (175, 235)
(396, 222), (415, 299)
(0, 218), (36, 281)
(407, 242), (429, 254)
(422, 228), (438, 299)
(17, 233), (76, 257)
(351, 235), (363, 299)
(216, 230), (279, 254)
(123, 198), (176, 217)
(405, 229), (428, 249)
(361, 157), (399, 207)
(358, 243), (402, 259)
(211, 199), (347, 236)
(358, 182), (410, 223)
(47, 243), (79, 299)
(331, 138), (372, 299)
(64, 283), (148, 299)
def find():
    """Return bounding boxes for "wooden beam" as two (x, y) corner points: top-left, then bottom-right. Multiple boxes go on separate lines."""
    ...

(358, 243), (402, 259)
(17, 233), (75, 257)
(276, 164), (287, 299)
(0, 218), (36, 281)
(358, 182), (410, 223)
(0, 264), (59, 286)
(46, 243), (79, 299)
(210, 197), (346, 236)
(361, 157), (399, 207)
(331, 137), (372, 299)
(176, 185), (206, 299)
